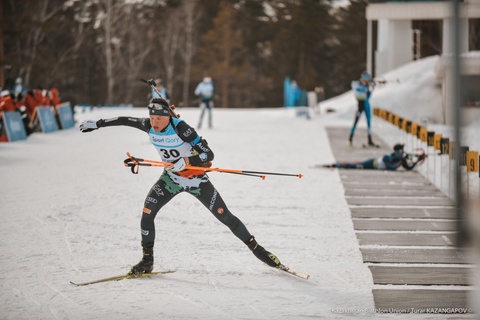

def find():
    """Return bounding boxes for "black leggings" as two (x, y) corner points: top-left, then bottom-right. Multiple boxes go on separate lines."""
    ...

(140, 171), (252, 245)
(350, 100), (372, 137)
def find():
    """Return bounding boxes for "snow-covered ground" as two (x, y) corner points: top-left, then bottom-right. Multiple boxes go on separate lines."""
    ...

(1, 55), (478, 319)
(1, 106), (378, 320)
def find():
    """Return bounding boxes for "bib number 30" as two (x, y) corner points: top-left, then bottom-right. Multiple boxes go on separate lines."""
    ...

(160, 149), (180, 159)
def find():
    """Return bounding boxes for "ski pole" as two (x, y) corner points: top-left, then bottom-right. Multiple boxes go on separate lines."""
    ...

(124, 159), (266, 178)
(125, 159), (266, 178)
(140, 78), (180, 118)
(124, 153), (303, 179)
(124, 153), (265, 178)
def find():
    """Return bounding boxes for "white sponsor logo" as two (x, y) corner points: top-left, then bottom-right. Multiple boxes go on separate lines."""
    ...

(141, 229), (149, 236)
(146, 197), (157, 204)
(153, 184), (164, 196)
(209, 189), (218, 210)
(152, 137), (165, 143)
(183, 128), (193, 137)
(165, 137), (179, 143)
(197, 142), (210, 153)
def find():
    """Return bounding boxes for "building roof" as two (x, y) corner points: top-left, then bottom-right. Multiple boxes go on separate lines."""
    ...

(367, 0), (480, 20)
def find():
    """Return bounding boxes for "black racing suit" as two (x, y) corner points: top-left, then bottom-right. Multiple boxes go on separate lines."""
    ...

(334, 150), (423, 170)
(97, 116), (253, 246)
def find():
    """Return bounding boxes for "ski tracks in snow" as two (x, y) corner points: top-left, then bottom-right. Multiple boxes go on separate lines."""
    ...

(199, 259), (270, 320)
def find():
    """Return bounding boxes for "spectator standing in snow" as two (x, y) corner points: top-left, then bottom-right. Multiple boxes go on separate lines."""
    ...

(12, 77), (27, 99)
(0, 90), (17, 113)
(0, 90), (18, 141)
(49, 88), (62, 106)
(194, 77), (215, 129)
(23, 90), (39, 119)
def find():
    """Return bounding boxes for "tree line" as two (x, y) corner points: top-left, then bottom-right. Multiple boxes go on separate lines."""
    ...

(2, 0), (368, 108)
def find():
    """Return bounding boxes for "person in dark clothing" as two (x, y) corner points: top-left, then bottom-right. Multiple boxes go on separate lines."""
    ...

(79, 98), (281, 275)
(319, 144), (426, 170)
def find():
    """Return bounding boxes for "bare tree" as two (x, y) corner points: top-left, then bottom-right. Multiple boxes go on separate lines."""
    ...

(180, 1), (201, 107)
(15, 0), (63, 86)
(154, 7), (185, 102)
(3, 0), (344, 107)
(93, 0), (125, 104)
(197, 1), (248, 108)
(116, 4), (154, 104)
(43, 1), (90, 87)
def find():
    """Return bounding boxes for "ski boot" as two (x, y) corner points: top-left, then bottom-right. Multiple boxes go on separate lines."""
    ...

(322, 163), (340, 168)
(247, 236), (281, 268)
(129, 242), (154, 275)
(367, 135), (379, 148)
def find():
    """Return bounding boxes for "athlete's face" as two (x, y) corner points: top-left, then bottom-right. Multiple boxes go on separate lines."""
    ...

(150, 115), (170, 132)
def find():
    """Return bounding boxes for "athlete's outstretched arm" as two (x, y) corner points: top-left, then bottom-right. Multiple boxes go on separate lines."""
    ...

(79, 117), (151, 133)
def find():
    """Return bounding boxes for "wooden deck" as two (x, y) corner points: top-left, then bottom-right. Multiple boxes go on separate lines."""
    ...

(325, 127), (474, 314)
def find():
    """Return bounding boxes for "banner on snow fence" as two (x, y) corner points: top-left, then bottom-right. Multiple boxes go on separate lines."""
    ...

(449, 141), (457, 160)
(56, 102), (74, 129)
(283, 77), (308, 107)
(459, 146), (469, 166)
(466, 151), (479, 173)
(2, 111), (27, 142)
(434, 134), (442, 151)
(37, 106), (59, 133)
(427, 131), (435, 147)
(441, 138), (449, 155)
(411, 122), (418, 136)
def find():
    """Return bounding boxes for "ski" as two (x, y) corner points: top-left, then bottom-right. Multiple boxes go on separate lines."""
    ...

(277, 264), (310, 279)
(362, 143), (380, 148)
(70, 270), (176, 286)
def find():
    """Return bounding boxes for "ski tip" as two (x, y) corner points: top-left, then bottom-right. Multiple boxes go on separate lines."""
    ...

(297, 174), (303, 178)
(295, 272), (310, 280)
(277, 264), (310, 280)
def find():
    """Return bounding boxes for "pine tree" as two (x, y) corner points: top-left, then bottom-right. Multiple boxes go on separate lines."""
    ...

(195, 0), (250, 108)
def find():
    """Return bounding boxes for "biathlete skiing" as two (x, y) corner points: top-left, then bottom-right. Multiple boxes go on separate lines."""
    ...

(318, 144), (426, 170)
(79, 98), (282, 276)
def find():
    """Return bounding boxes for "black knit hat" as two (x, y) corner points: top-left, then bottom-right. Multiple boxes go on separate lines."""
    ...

(148, 98), (170, 116)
